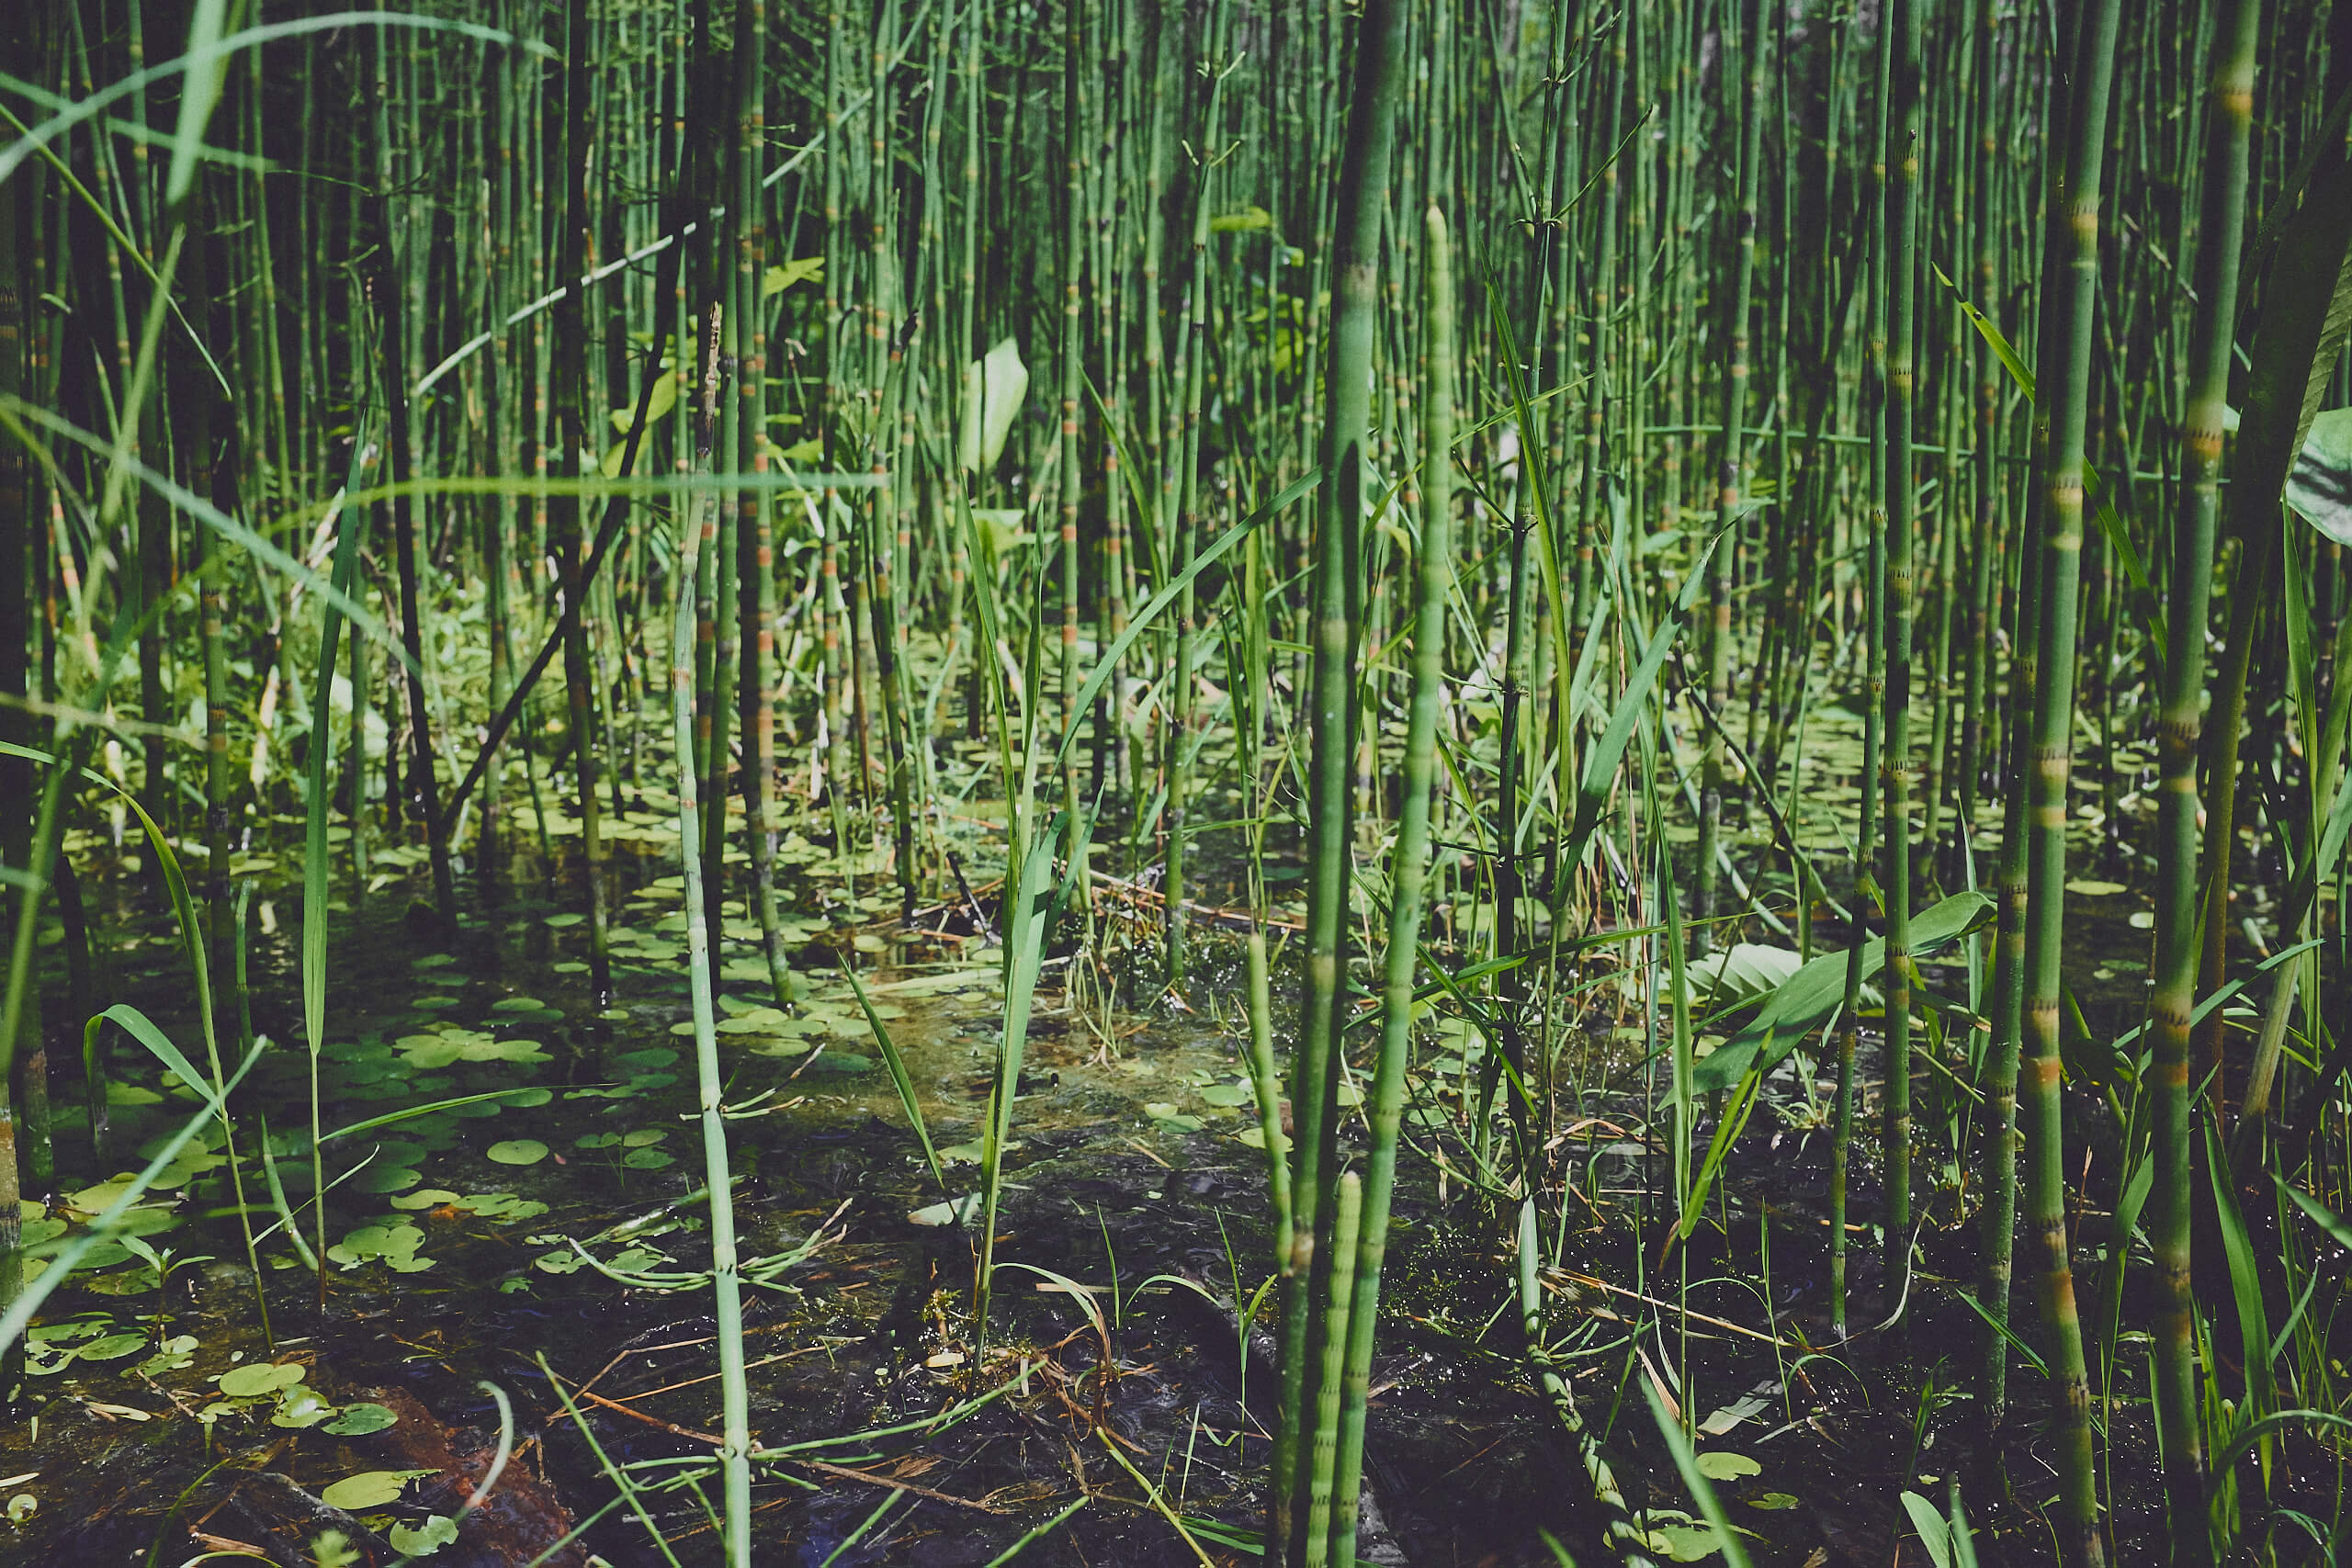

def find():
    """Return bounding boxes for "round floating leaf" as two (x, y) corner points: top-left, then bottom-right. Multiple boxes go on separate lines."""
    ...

(390, 1515), (459, 1556)
(324, 1402), (400, 1436)
(1747, 1493), (1799, 1511)
(2065, 879), (2126, 897)
(270, 1384), (339, 1428)
(389, 1187), (460, 1212)
(353, 1166), (423, 1195)
(486, 1139), (548, 1166)
(620, 1128), (667, 1147)
(490, 997), (545, 1013)
(1694, 1451), (1761, 1482)
(1648, 1523), (1724, 1562)
(544, 913), (585, 929)
(219, 1361), (306, 1398)
(506, 1088), (553, 1108)
(77, 1333), (147, 1361)
(318, 1469), (435, 1511)
(1198, 1082), (1254, 1108)
(621, 1149), (676, 1170)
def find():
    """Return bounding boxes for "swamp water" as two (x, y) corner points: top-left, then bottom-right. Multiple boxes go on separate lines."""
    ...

(0, 792), (2212, 1567)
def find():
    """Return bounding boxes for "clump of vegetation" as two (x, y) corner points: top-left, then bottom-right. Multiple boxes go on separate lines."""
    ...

(2, 0), (2350, 1562)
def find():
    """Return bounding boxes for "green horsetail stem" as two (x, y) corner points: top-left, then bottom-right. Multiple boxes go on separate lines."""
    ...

(1273, 0), (1405, 1555)
(2147, 0), (2261, 1551)
(1878, 0), (1922, 1319)
(2018, 0), (2123, 1560)
(670, 311), (753, 1567)
(1327, 200), (1454, 1566)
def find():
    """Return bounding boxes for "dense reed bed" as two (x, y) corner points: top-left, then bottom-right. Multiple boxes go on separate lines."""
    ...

(4, 0), (2352, 1562)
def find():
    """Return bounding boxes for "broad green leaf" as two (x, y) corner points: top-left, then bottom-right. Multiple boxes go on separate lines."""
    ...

(1691, 891), (1994, 1094)
(1899, 1491), (1954, 1568)
(318, 1470), (435, 1511)
(323, 1403), (400, 1436)
(219, 1360), (305, 1398)
(2288, 408), (2352, 545)
(958, 337), (1028, 471)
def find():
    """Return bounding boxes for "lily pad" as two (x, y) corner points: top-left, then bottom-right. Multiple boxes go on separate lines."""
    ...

(324, 1402), (400, 1436)
(1695, 1451), (1761, 1481)
(319, 1469), (435, 1510)
(486, 1139), (548, 1166)
(390, 1515), (459, 1555)
(219, 1361), (306, 1398)
(76, 1333), (147, 1361)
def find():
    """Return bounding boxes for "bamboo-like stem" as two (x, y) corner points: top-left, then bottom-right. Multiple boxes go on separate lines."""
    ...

(1878, 0), (1921, 1316)
(1300, 1170), (1360, 1568)
(670, 309), (752, 1568)
(1693, 0), (1764, 954)
(2018, 2), (2124, 1560)
(1327, 200), (1453, 1566)
(1272, 0), (1405, 1554)
(2145, 3), (2258, 1550)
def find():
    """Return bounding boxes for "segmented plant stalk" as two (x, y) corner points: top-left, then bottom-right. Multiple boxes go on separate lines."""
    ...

(1693, 0), (1764, 954)
(1273, 0), (1405, 1554)
(734, 0), (796, 1010)
(1327, 201), (1453, 1566)
(551, 0), (609, 994)
(670, 310), (752, 1568)
(1878, 0), (1921, 1314)
(2146, 2), (2257, 1544)
(1300, 1170), (1361, 1568)
(2018, 2), (2124, 1558)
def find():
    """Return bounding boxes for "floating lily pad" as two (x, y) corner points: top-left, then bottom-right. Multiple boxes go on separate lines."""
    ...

(545, 912), (586, 928)
(1695, 1451), (1761, 1481)
(319, 1470), (435, 1511)
(390, 1515), (459, 1555)
(390, 1188), (462, 1212)
(490, 997), (547, 1014)
(1198, 1082), (1254, 1108)
(352, 1166), (424, 1195)
(486, 1139), (548, 1166)
(621, 1149), (676, 1170)
(77, 1333), (147, 1361)
(219, 1361), (306, 1398)
(324, 1402), (400, 1436)
(271, 1384), (340, 1428)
